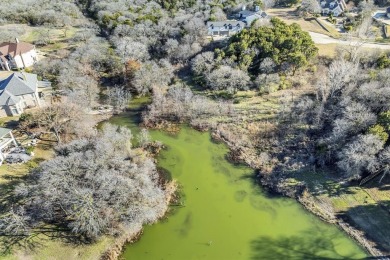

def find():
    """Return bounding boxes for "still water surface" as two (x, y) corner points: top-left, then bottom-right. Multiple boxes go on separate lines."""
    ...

(109, 104), (367, 260)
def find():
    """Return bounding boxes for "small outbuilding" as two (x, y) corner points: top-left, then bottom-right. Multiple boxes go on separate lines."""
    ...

(387, 7), (390, 18)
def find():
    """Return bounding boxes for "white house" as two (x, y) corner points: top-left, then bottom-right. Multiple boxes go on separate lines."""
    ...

(0, 39), (38, 71)
(237, 6), (268, 26)
(207, 21), (246, 36)
(320, 0), (347, 16)
(0, 127), (17, 165)
(0, 72), (41, 117)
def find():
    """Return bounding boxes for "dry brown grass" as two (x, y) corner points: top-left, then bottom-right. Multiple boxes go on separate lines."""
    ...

(316, 43), (338, 58)
(266, 8), (340, 37)
(0, 24), (79, 60)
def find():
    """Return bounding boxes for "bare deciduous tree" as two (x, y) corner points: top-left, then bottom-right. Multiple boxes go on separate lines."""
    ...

(338, 134), (383, 180)
(299, 0), (321, 15)
(107, 85), (132, 112)
(206, 66), (250, 94)
(2, 124), (170, 240)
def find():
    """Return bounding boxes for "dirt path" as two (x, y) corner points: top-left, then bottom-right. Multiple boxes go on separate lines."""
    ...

(309, 31), (390, 50)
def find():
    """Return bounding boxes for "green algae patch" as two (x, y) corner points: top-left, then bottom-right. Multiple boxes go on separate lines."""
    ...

(109, 114), (367, 260)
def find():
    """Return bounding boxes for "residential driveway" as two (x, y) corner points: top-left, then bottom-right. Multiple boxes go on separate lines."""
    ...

(309, 32), (390, 50)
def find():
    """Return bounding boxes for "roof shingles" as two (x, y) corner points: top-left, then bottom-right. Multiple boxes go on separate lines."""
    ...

(0, 73), (37, 106)
(0, 42), (35, 59)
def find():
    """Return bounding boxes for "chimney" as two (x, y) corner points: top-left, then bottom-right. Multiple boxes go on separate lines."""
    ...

(255, 6), (260, 12)
(242, 5), (246, 11)
(15, 38), (19, 43)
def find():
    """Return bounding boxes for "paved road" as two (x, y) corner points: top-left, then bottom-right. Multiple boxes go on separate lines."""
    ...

(309, 32), (390, 50)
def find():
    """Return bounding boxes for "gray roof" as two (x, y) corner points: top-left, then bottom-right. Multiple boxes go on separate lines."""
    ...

(207, 21), (245, 28)
(246, 12), (268, 19)
(0, 72), (37, 106)
(238, 10), (256, 16)
(0, 127), (12, 138)
(21, 72), (38, 90)
(320, 0), (344, 11)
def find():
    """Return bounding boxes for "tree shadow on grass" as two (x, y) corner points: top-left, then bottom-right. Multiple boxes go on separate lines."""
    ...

(0, 174), (26, 214)
(312, 180), (357, 197)
(2, 120), (19, 129)
(250, 234), (368, 260)
(337, 203), (390, 254)
(0, 173), (84, 256)
(0, 225), (82, 257)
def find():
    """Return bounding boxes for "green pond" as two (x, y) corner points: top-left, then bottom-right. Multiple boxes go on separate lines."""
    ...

(109, 102), (367, 260)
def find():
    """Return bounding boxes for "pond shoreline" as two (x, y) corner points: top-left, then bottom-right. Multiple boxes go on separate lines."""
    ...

(101, 178), (178, 260)
(100, 102), (377, 260)
(211, 129), (387, 258)
(97, 155), (176, 259)
(259, 175), (384, 257)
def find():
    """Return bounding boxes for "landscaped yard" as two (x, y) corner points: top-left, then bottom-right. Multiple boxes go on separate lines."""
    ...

(0, 24), (80, 58)
(266, 7), (341, 38)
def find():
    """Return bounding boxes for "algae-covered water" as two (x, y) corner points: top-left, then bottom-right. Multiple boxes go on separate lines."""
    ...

(110, 105), (367, 260)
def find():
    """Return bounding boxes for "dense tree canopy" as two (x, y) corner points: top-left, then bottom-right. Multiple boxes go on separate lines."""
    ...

(0, 0), (82, 25)
(219, 18), (318, 75)
(292, 56), (390, 181)
(0, 125), (169, 240)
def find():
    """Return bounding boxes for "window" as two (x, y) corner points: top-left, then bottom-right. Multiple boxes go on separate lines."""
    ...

(11, 108), (18, 115)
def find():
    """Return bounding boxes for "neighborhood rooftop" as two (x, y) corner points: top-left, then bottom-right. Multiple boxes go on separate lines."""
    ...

(238, 10), (258, 16)
(0, 72), (37, 106)
(0, 127), (12, 138)
(207, 21), (245, 28)
(0, 42), (34, 59)
(320, 0), (346, 16)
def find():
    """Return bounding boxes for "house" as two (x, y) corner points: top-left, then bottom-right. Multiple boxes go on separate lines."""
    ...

(237, 6), (268, 26)
(320, 0), (347, 16)
(0, 127), (17, 165)
(207, 21), (246, 36)
(0, 39), (38, 71)
(387, 7), (390, 18)
(206, 5), (268, 38)
(0, 72), (41, 117)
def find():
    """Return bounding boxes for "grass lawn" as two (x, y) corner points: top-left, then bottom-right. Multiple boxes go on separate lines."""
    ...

(19, 26), (77, 44)
(0, 24), (80, 59)
(291, 169), (390, 253)
(266, 8), (340, 38)
(316, 43), (338, 58)
(0, 234), (114, 260)
(0, 137), (116, 260)
(0, 116), (19, 129)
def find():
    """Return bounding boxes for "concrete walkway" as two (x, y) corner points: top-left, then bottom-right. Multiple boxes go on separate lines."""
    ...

(309, 32), (390, 50)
